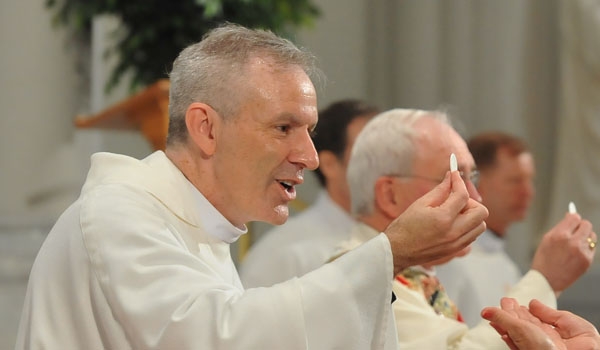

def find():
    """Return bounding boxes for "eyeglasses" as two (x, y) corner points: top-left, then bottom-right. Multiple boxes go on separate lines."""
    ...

(388, 169), (480, 187)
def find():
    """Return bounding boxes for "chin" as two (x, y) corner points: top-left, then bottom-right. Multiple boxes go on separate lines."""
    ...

(267, 205), (290, 225)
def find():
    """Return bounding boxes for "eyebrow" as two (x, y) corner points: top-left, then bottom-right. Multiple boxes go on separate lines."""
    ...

(275, 112), (317, 130)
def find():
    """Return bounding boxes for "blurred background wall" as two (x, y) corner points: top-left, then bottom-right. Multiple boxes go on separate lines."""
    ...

(1, 0), (599, 348)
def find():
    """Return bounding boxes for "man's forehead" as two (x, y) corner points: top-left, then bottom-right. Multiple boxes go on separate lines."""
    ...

(495, 149), (535, 172)
(414, 127), (475, 171)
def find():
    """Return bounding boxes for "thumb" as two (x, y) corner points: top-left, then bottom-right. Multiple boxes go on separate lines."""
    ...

(482, 307), (535, 348)
(528, 300), (561, 323)
(481, 307), (506, 324)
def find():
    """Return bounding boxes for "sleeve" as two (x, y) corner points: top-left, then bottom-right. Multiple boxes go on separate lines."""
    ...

(504, 269), (557, 308)
(392, 279), (513, 349)
(83, 185), (398, 349)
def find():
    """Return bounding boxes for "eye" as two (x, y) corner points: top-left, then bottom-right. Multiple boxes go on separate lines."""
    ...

(276, 125), (291, 133)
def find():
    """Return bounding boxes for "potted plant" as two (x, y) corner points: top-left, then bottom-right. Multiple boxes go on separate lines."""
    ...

(46, 0), (321, 92)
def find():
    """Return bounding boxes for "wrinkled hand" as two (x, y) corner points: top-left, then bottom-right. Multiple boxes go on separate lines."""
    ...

(531, 213), (596, 294)
(383, 171), (488, 275)
(482, 298), (600, 350)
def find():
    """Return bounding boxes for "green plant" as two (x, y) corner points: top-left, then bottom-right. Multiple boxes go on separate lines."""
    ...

(46, 0), (321, 92)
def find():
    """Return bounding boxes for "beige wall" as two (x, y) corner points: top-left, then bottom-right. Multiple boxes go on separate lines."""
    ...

(0, 1), (82, 223)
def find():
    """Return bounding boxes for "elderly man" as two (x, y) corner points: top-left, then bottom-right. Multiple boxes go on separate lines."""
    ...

(240, 99), (379, 288)
(336, 109), (595, 348)
(15, 25), (488, 349)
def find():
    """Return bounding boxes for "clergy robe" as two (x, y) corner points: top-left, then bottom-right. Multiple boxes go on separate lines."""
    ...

(16, 151), (398, 350)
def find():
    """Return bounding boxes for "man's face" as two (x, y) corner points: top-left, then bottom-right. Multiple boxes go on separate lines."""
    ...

(393, 117), (480, 213)
(212, 59), (319, 226)
(387, 117), (479, 267)
(477, 149), (535, 226)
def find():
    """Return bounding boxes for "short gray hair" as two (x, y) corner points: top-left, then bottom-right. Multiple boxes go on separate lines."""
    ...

(167, 23), (320, 145)
(347, 108), (450, 216)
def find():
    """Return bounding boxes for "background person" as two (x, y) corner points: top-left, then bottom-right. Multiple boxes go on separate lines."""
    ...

(335, 109), (595, 349)
(240, 99), (379, 288)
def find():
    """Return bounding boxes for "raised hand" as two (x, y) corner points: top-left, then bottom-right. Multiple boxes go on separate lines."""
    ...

(531, 213), (596, 295)
(384, 170), (488, 275)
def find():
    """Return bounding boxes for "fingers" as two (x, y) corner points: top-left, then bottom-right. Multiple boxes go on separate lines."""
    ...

(448, 220), (487, 253)
(570, 218), (594, 244)
(500, 297), (519, 312)
(528, 299), (596, 339)
(501, 335), (519, 350)
(570, 219), (596, 256)
(528, 299), (561, 326)
(481, 298), (519, 322)
(446, 198), (488, 245)
(433, 171), (469, 214)
(419, 171), (453, 208)
(481, 306), (501, 322)
(514, 304), (543, 325)
(481, 306), (527, 340)
(560, 212), (583, 236)
(481, 307), (509, 333)
(483, 299), (558, 350)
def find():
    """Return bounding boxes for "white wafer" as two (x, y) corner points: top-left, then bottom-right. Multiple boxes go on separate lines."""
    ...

(568, 201), (577, 214)
(450, 153), (458, 172)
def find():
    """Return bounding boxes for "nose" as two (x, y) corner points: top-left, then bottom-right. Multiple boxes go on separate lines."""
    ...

(519, 180), (535, 203)
(524, 181), (535, 198)
(292, 130), (319, 170)
(466, 180), (482, 202)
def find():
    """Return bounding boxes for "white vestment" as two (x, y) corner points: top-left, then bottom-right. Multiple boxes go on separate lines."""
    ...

(336, 224), (556, 349)
(16, 151), (399, 350)
(435, 229), (523, 326)
(240, 191), (356, 288)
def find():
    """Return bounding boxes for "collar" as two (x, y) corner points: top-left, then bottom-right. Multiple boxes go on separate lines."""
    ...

(84, 151), (247, 243)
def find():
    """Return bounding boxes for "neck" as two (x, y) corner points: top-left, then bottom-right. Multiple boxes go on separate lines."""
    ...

(485, 217), (508, 238)
(166, 147), (203, 187)
(166, 146), (230, 223)
(358, 213), (389, 233)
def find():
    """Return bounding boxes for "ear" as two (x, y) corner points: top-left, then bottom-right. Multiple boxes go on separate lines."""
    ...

(318, 151), (342, 181)
(373, 176), (402, 219)
(185, 102), (218, 155)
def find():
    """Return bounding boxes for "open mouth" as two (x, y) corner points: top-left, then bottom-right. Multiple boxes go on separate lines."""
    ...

(279, 181), (295, 193)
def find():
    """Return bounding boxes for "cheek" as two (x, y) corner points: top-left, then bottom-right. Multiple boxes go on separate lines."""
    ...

(416, 183), (435, 198)
(254, 144), (286, 172)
